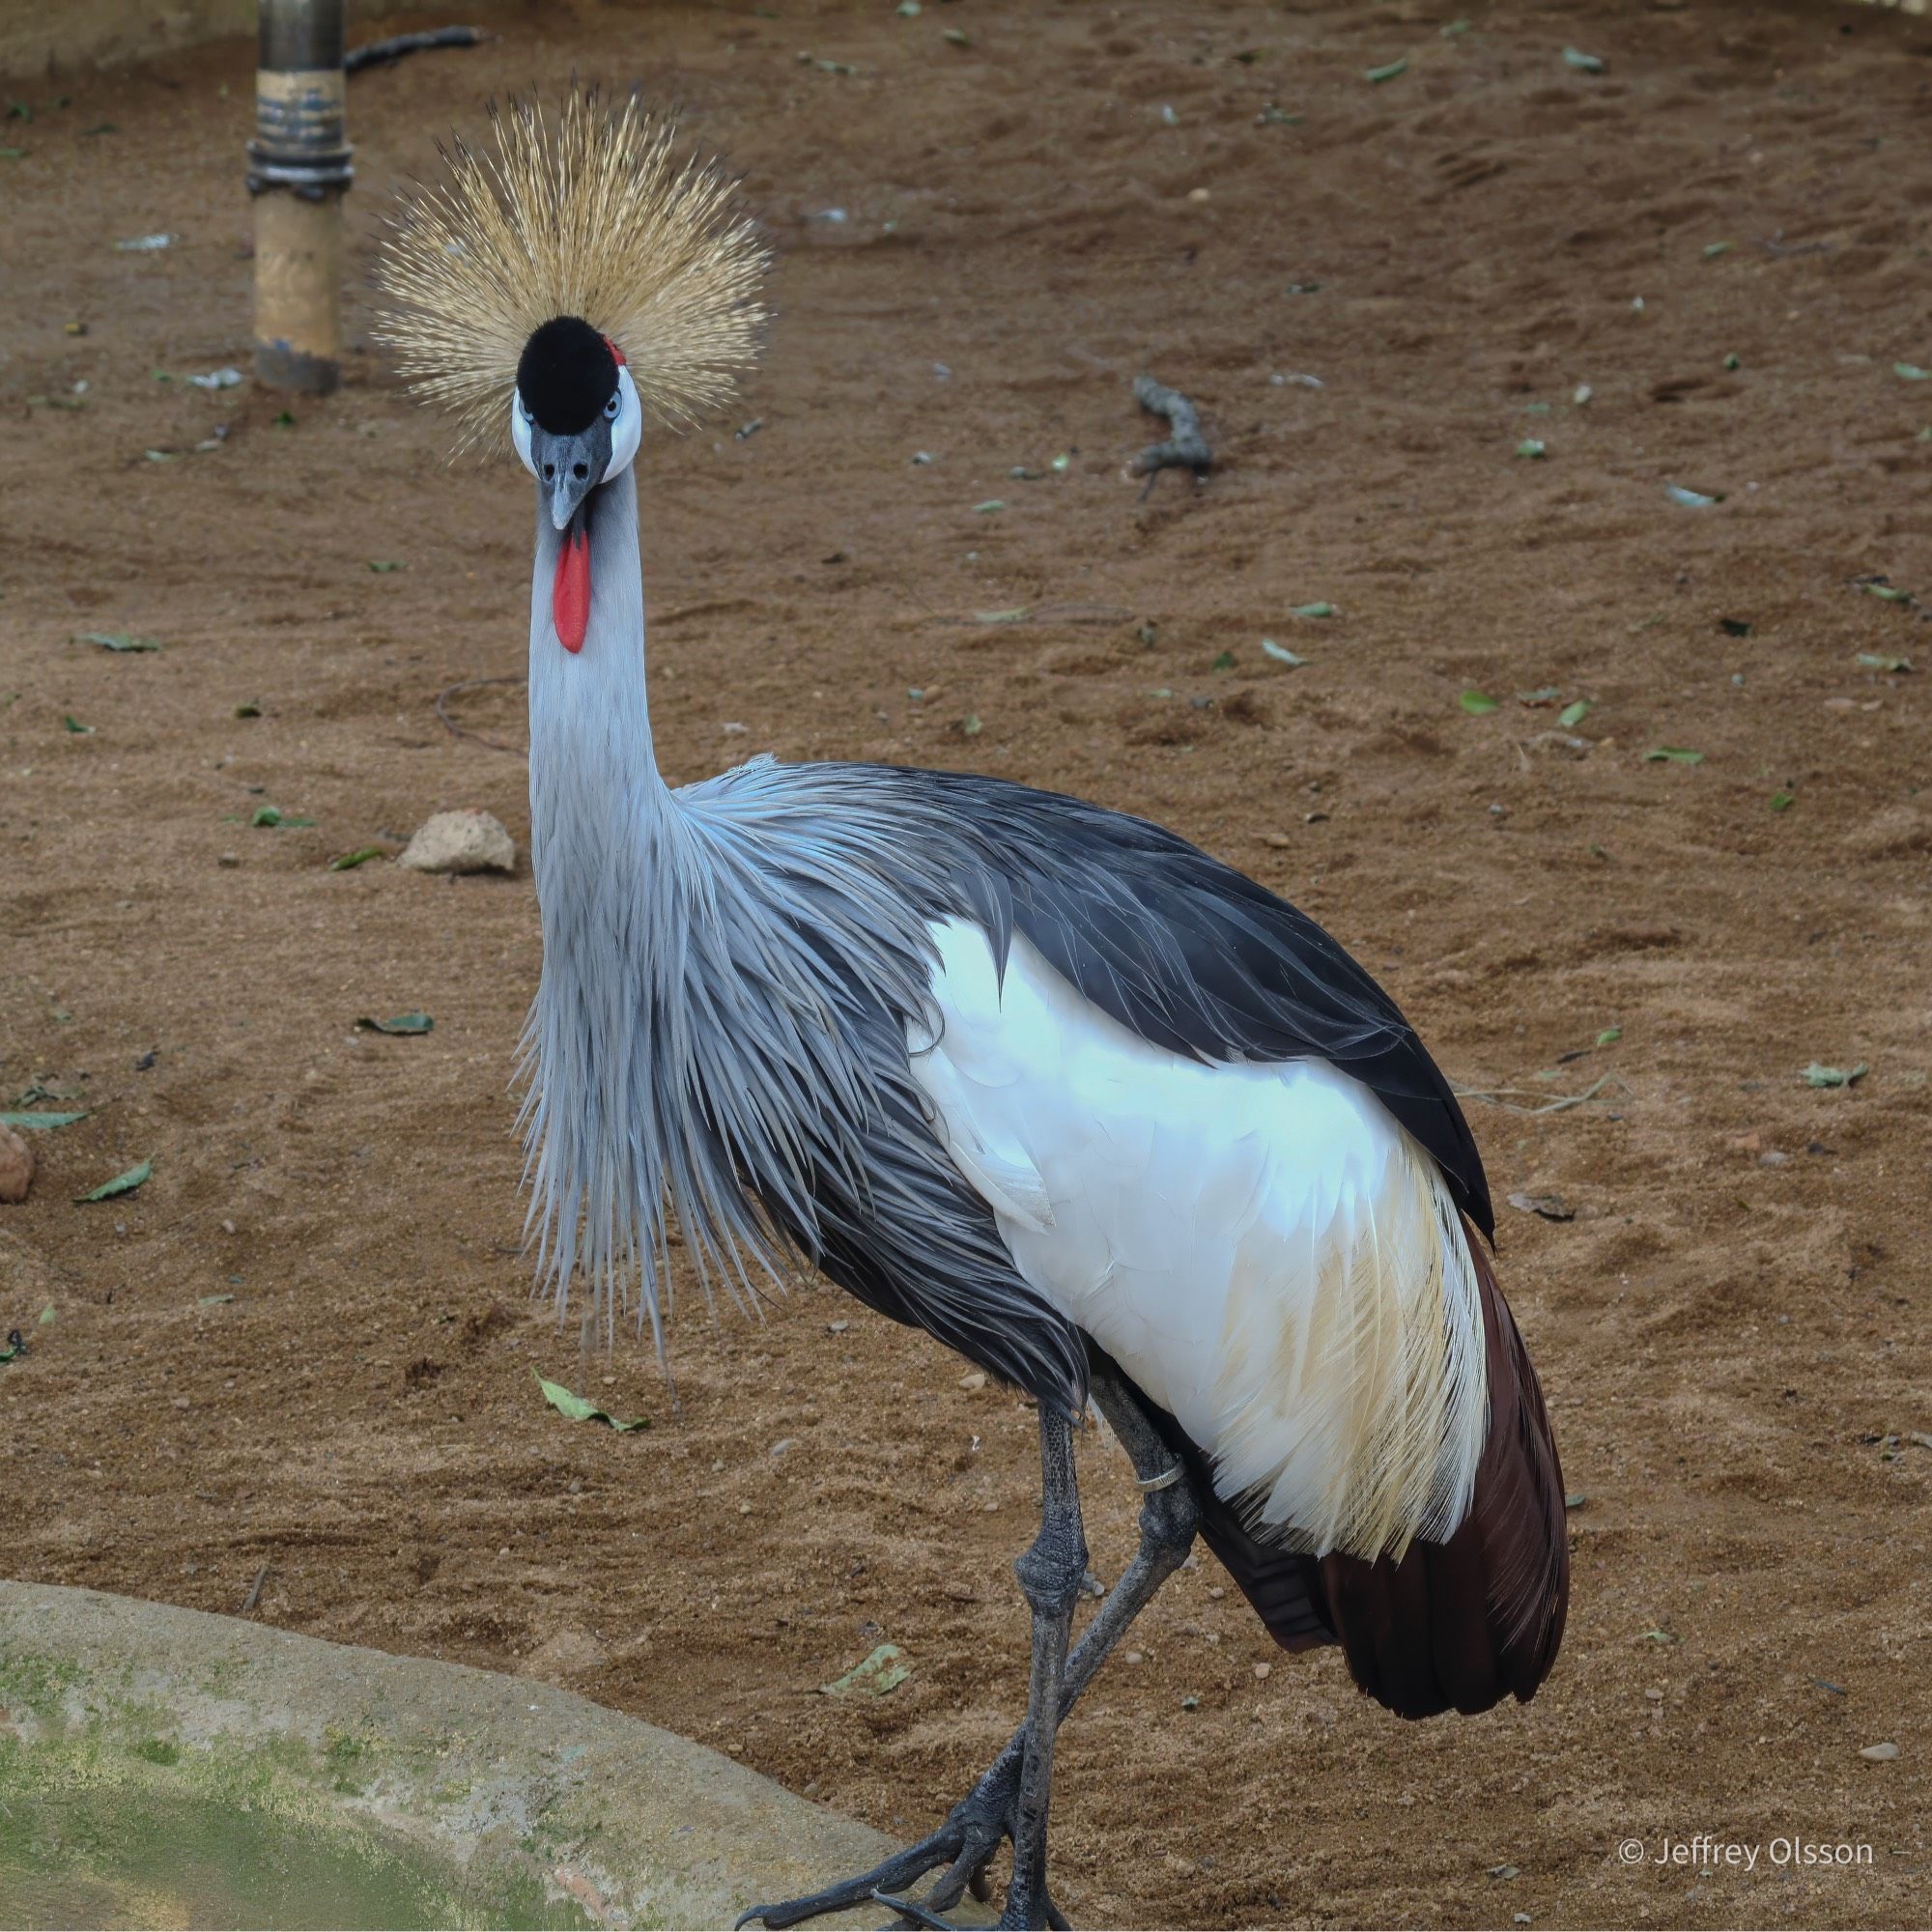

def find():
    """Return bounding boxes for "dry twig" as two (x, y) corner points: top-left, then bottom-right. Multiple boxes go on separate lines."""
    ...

(1127, 376), (1212, 496)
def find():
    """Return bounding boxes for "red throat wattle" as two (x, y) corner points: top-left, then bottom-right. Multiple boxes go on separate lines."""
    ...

(553, 522), (590, 652)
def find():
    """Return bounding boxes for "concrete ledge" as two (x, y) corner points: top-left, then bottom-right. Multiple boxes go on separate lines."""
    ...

(0, 1580), (902, 1929)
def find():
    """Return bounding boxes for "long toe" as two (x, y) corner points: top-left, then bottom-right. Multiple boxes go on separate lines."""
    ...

(736, 1829), (970, 1931)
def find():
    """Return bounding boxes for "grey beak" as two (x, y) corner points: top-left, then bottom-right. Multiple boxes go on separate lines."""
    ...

(529, 418), (613, 531)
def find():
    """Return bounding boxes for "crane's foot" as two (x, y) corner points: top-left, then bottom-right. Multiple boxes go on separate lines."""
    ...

(734, 1742), (1068, 1929)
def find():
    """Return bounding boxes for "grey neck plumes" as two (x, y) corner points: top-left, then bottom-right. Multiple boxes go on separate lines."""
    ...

(519, 465), (685, 1348)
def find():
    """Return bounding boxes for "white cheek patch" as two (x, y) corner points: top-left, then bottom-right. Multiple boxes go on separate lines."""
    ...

(511, 398), (535, 476)
(604, 366), (641, 482)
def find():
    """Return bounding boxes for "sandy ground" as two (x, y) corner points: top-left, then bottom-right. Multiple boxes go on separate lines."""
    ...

(3, 1), (1930, 1925)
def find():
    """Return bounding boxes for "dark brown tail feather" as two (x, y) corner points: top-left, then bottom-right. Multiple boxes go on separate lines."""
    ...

(1108, 1221), (1569, 1720)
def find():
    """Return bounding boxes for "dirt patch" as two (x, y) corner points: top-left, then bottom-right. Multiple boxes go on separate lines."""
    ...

(2, 2), (1929, 1926)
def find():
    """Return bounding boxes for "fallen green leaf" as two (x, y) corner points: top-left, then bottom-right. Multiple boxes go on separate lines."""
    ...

(63, 715), (95, 734)
(1050, 452), (1070, 472)
(1856, 653), (1913, 672)
(1289, 601), (1335, 619)
(1637, 1628), (1680, 1645)
(1644, 747), (1705, 764)
(1803, 1062), (1867, 1088)
(1441, 18), (1473, 37)
(942, 26), (970, 46)
(273, 411), (295, 427)
(250, 806), (316, 829)
(1596, 1027), (1622, 1047)
(1723, 353), (1741, 372)
(1770, 789), (1796, 813)
(972, 609), (1029, 625)
(1363, 57), (1407, 83)
(1210, 650), (1236, 671)
(235, 701), (262, 718)
(1558, 698), (1592, 729)
(1719, 618), (1752, 638)
(38, 1303), (54, 1325)
(328, 846), (386, 871)
(973, 499), (1005, 515)
(1665, 483), (1719, 508)
(355, 1012), (433, 1036)
(1562, 46), (1605, 72)
(534, 1371), (650, 1432)
(76, 1156), (153, 1203)
(960, 714), (983, 737)
(0, 1333), (22, 1362)
(197, 1293), (236, 1306)
(367, 560), (404, 574)
(1573, 383), (1592, 406)
(77, 631), (160, 653)
(1895, 363), (1931, 383)
(1517, 438), (1547, 460)
(1460, 690), (1500, 715)
(1702, 241), (1732, 259)
(821, 1643), (911, 1698)
(1518, 687), (1562, 705)
(0, 1110), (89, 1131)
(1861, 582), (1912, 603)
(1260, 639), (1306, 667)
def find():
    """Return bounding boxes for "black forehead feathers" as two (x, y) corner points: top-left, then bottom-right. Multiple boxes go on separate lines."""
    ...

(516, 316), (619, 435)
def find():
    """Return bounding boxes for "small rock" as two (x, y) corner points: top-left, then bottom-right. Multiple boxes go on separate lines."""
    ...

(957, 1371), (986, 1391)
(1123, 1649), (1145, 1664)
(769, 1437), (798, 1459)
(217, 852), (241, 868)
(1253, 1662), (1271, 1681)
(0, 1124), (34, 1204)
(1861, 1742), (1899, 1761)
(398, 809), (516, 875)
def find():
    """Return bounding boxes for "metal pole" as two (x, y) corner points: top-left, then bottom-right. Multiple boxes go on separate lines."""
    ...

(249, 0), (351, 395)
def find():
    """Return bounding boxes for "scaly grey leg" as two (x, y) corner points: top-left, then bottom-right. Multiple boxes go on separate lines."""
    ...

(737, 1364), (1199, 1932)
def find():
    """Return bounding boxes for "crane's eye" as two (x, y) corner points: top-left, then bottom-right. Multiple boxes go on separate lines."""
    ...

(604, 391), (620, 420)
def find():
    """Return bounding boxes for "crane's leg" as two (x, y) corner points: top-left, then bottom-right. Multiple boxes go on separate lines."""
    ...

(995, 1401), (1086, 1929)
(737, 1366), (1199, 1931)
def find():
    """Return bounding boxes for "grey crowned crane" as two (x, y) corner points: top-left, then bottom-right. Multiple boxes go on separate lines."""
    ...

(376, 95), (1569, 1932)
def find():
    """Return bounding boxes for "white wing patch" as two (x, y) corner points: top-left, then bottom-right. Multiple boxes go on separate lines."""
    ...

(907, 917), (1487, 1564)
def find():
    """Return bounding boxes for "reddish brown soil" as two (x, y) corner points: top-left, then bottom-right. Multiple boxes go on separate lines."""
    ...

(4, 2), (1931, 1925)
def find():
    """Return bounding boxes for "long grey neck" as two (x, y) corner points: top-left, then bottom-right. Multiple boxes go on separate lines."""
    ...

(526, 467), (672, 905)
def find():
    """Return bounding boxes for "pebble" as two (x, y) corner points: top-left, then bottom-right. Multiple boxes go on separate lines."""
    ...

(217, 852), (241, 867)
(1252, 1662), (1271, 1681)
(1123, 1649), (1145, 1664)
(397, 808), (516, 875)
(0, 1123), (34, 1204)
(770, 1437), (798, 1458)
(1861, 1742), (1899, 1761)
(957, 1371), (986, 1391)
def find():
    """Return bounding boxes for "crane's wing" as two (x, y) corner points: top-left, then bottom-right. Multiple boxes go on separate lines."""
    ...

(881, 768), (1493, 1240)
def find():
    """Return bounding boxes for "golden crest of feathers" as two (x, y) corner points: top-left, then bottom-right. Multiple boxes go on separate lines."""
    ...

(373, 92), (767, 452)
